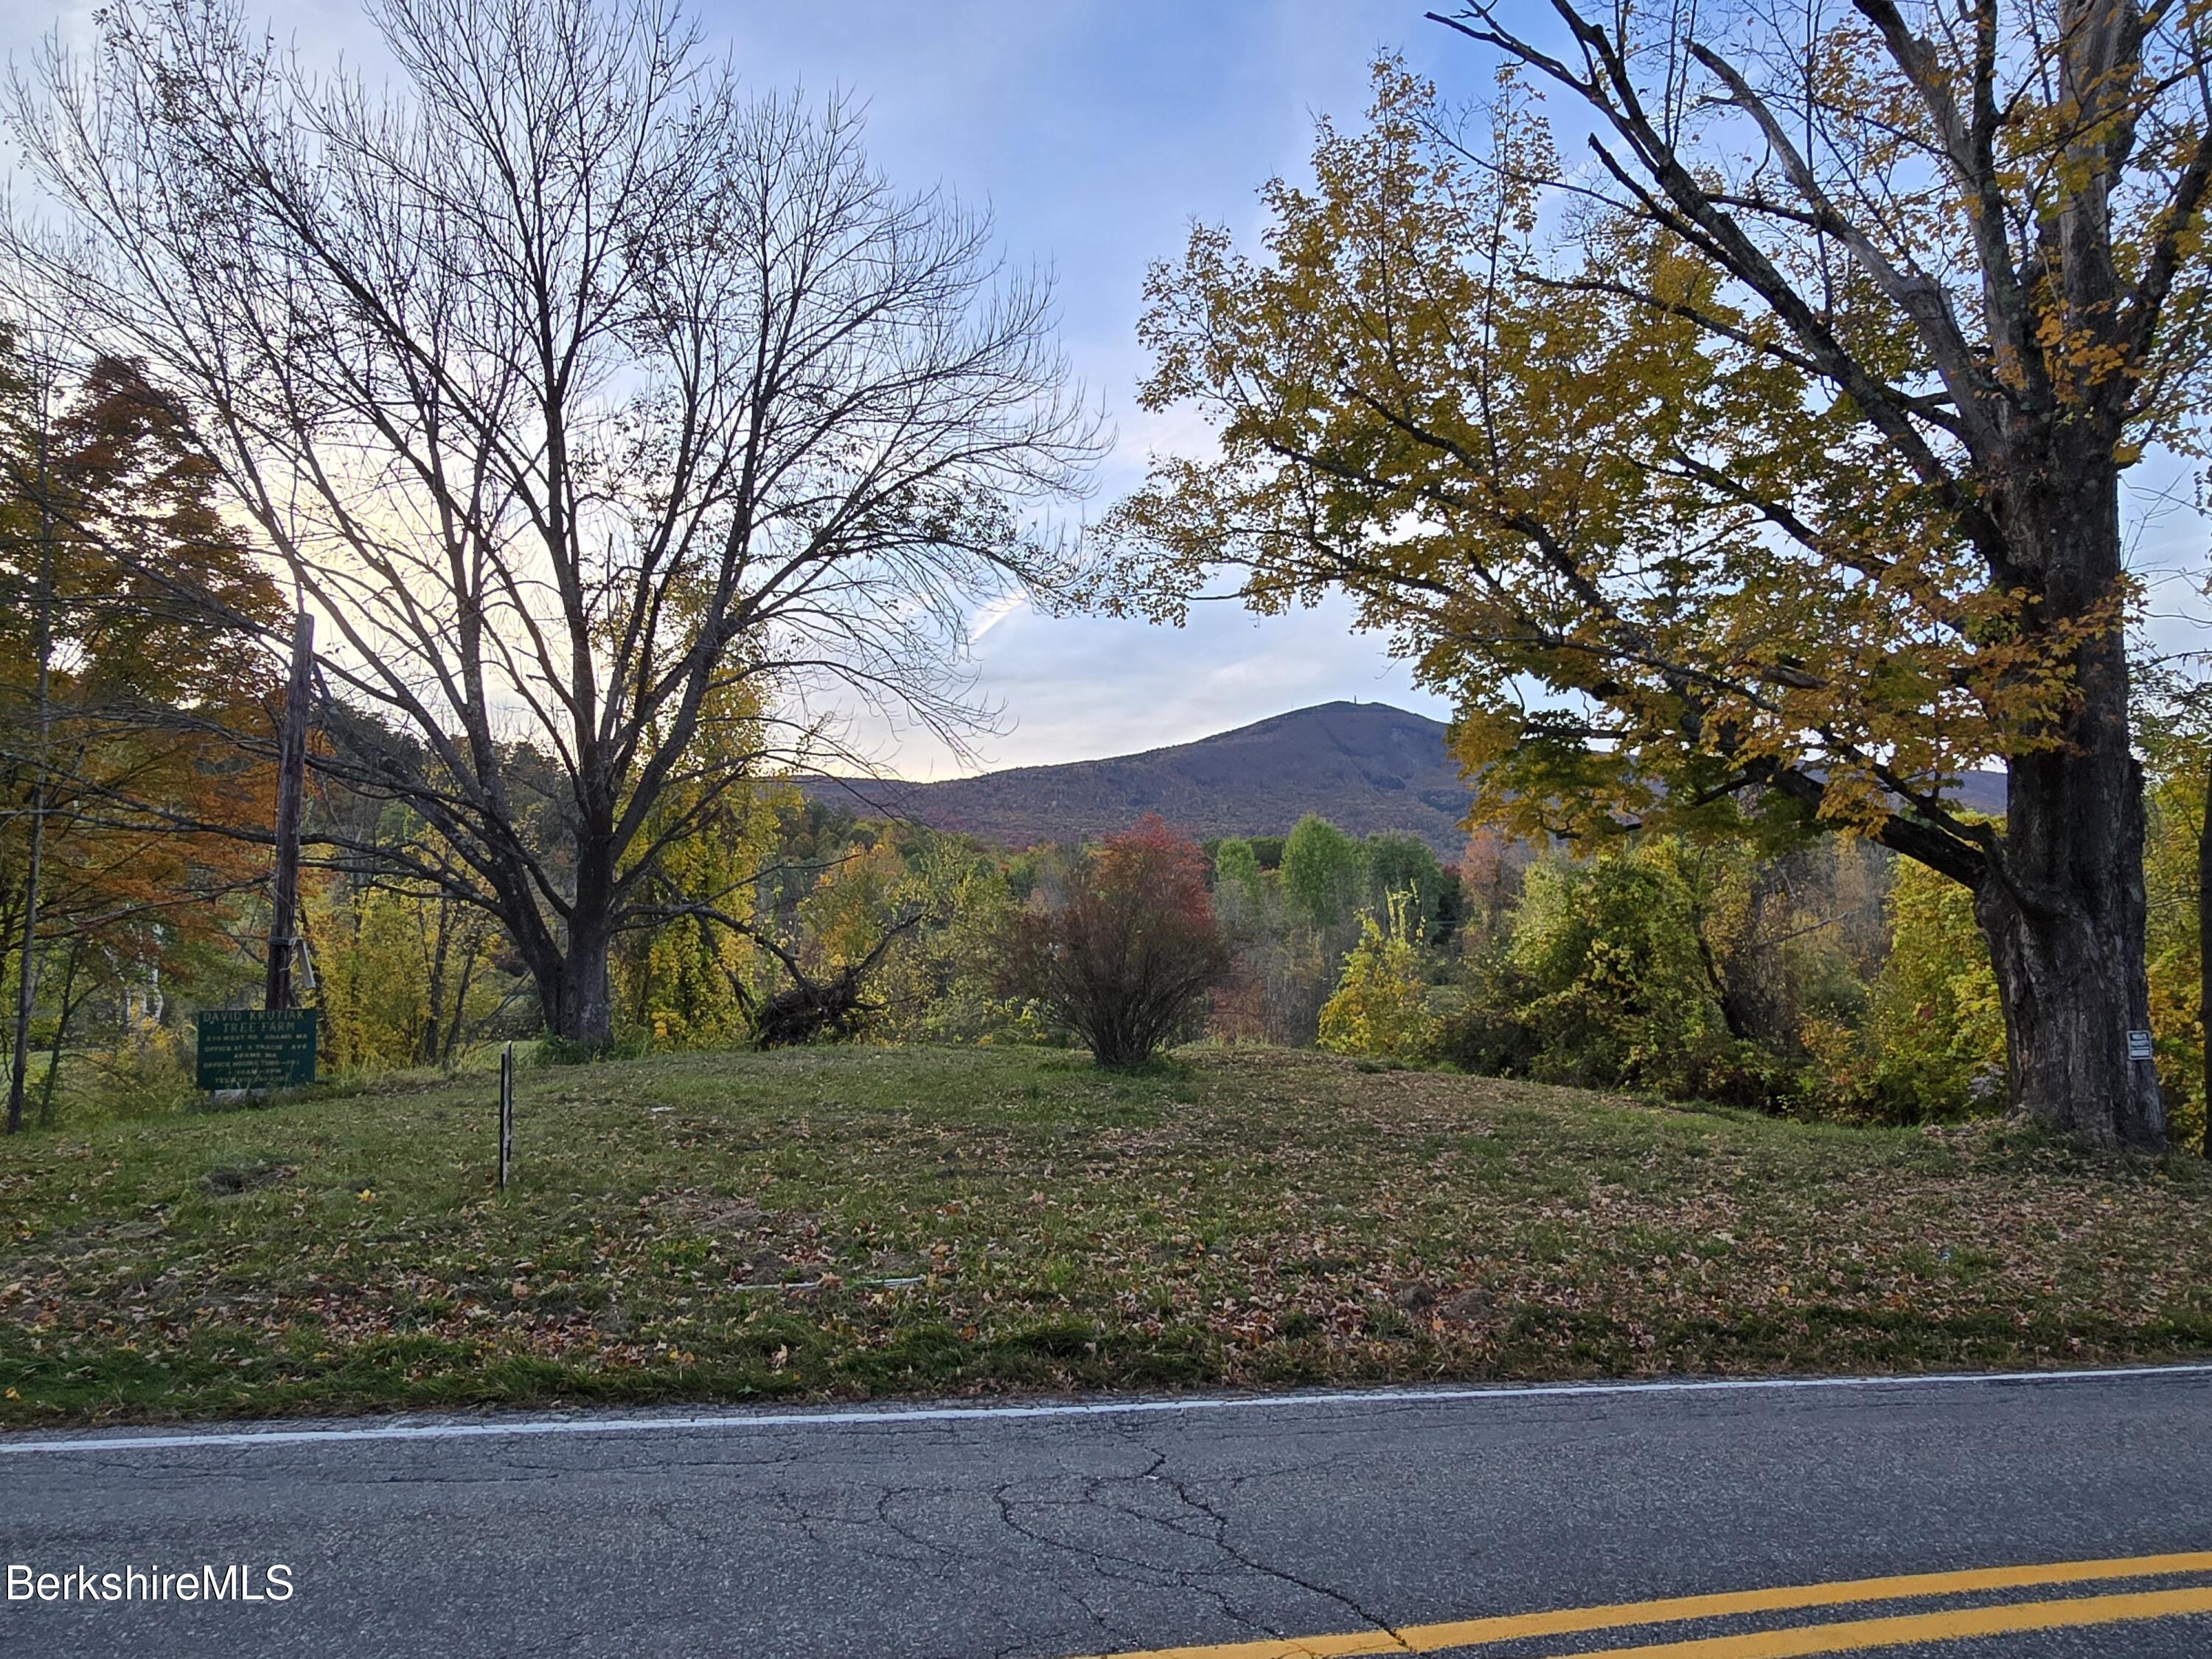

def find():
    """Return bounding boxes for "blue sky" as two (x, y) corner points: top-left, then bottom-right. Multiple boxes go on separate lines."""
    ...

(700, 1), (1496, 777)
(8, 1), (2202, 776)
(7, 0), (1493, 777)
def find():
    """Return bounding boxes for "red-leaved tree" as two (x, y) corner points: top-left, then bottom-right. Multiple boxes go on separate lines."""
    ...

(1001, 815), (1230, 1067)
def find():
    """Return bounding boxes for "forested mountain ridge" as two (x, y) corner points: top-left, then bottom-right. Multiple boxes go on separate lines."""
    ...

(799, 701), (2008, 852)
(802, 702), (1472, 850)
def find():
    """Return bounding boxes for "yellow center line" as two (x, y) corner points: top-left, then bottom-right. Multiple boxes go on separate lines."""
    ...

(1548, 1584), (2212, 1658)
(1068, 1550), (2212, 1659)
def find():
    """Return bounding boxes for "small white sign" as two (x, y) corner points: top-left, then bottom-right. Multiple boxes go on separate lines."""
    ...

(2127, 1029), (2154, 1061)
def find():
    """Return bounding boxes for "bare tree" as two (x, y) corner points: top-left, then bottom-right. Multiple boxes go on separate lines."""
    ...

(6, 0), (1099, 1047)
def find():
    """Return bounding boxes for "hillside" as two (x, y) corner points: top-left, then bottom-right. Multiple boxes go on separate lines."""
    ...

(2, 1045), (2205, 1427)
(801, 698), (2009, 852)
(804, 700), (1475, 851)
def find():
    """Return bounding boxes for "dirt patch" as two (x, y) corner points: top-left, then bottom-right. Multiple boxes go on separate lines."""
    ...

(198, 1161), (294, 1197)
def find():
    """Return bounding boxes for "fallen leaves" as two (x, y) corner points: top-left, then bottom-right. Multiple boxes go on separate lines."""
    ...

(3, 1046), (2211, 1427)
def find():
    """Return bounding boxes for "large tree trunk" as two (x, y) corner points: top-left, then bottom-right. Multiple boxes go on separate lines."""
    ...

(534, 929), (614, 1051)
(1976, 822), (2161, 1150)
(519, 826), (620, 1051)
(1975, 460), (2164, 1150)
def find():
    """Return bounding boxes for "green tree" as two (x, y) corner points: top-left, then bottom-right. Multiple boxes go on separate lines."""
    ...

(1109, 5), (2212, 1148)
(2138, 690), (2211, 1152)
(861, 836), (1026, 1045)
(613, 707), (783, 1049)
(1213, 838), (1265, 910)
(1860, 860), (2007, 1121)
(1280, 815), (1365, 932)
(1363, 832), (1447, 941)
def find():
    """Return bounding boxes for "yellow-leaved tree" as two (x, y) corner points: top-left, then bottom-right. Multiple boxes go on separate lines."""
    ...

(1318, 891), (1439, 1064)
(1108, 5), (2212, 1147)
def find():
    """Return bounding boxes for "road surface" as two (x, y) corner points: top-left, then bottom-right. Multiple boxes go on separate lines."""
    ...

(7, 1364), (2212, 1658)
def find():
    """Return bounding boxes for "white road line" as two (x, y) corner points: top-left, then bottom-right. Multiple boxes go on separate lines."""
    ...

(5, 1361), (2212, 1456)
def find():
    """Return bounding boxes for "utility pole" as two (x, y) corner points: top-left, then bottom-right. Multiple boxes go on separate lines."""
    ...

(264, 610), (314, 1012)
(5, 369), (57, 1135)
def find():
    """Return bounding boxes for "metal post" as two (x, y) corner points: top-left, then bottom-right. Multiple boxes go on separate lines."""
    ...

(265, 610), (314, 1012)
(498, 1041), (514, 1190)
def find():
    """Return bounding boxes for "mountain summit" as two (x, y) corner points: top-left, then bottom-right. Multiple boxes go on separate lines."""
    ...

(803, 701), (1473, 851)
(800, 700), (2010, 852)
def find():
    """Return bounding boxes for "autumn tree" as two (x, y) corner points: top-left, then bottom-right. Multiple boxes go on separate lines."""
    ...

(315, 873), (511, 1072)
(5, 0), (1096, 1050)
(1316, 891), (1439, 1062)
(1112, 4), (2212, 1147)
(0, 337), (282, 1129)
(1000, 815), (1230, 1066)
(791, 828), (1023, 1044)
(2137, 667), (2212, 1150)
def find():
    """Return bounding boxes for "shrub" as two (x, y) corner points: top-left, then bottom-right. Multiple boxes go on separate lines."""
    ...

(1318, 893), (1439, 1063)
(1859, 858), (2007, 1119)
(1498, 852), (1730, 1094)
(999, 816), (1231, 1066)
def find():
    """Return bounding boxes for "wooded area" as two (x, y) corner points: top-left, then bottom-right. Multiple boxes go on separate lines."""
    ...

(1107, 0), (2212, 1150)
(4, 0), (2211, 1159)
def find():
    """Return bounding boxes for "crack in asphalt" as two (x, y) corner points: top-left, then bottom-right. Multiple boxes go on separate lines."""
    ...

(1143, 1443), (1410, 1654)
(764, 1481), (974, 1578)
(972, 1438), (1410, 1657)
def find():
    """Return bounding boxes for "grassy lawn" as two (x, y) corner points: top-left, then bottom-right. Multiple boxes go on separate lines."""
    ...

(4, 1044), (2211, 1428)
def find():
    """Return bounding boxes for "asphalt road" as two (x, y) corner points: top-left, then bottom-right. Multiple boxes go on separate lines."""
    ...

(7, 1365), (2212, 1658)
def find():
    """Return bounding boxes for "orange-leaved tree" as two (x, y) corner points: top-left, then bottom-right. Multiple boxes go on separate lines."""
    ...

(1, 338), (284, 1127)
(1000, 815), (1229, 1067)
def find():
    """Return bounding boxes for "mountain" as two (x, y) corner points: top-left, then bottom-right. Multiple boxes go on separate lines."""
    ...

(801, 701), (1475, 852)
(797, 700), (2011, 853)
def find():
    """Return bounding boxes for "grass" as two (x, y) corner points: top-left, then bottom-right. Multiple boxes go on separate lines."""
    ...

(4, 1043), (2212, 1428)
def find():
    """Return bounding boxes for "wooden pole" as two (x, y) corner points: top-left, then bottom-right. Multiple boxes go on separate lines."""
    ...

(265, 611), (314, 1012)
(6, 381), (57, 1135)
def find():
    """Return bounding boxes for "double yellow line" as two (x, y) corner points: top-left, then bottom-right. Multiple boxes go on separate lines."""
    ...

(1074, 1550), (2212, 1658)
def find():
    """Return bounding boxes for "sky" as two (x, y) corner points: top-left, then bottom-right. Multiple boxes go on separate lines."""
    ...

(679, 1), (1506, 778)
(4, 0), (1497, 779)
(691, 1), (1488, 776)
(6, 1), (2205, 776)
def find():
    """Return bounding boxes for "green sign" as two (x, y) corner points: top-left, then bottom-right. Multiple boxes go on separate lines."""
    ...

(196, 1009), (319, 1090)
